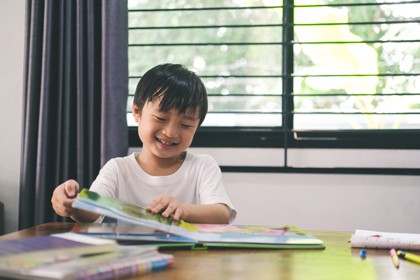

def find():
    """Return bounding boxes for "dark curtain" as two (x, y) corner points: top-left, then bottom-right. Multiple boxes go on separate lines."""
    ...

(19, 0), (128, 229)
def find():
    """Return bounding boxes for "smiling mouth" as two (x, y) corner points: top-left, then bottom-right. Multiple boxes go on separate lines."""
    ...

(156, 137), (178, 146)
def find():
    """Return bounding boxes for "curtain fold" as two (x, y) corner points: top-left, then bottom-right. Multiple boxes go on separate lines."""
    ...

(19, 0), (128, 229)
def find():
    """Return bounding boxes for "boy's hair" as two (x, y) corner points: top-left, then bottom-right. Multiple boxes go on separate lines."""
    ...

(133, 63), (208, 126)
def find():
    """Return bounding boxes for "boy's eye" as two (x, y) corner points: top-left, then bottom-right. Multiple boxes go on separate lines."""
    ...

(181, 123), (193, 128)
(154, 116), (167, 122)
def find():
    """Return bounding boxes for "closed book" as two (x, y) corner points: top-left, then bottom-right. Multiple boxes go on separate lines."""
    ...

(0, 246), (173, 280)
(0, 232), (118, 269)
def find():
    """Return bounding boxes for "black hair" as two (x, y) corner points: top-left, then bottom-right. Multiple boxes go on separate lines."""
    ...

(133, 63), (208, 126)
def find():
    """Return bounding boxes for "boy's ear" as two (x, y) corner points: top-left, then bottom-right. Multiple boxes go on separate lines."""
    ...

(132, 104), (141, 123)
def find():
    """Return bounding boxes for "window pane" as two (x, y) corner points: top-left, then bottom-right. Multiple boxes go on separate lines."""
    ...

(129, 27), (281, 45)
(128, 0), (420, 132)
(128, 45), (282, 77)
(128, 0), (283, 128)
(203, 113), (282, 127)
(293, 1), (420, 130)
(295, 113), (420, 130)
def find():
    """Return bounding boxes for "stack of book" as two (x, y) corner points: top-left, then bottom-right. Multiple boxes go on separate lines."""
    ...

(0, 232), (173, 279)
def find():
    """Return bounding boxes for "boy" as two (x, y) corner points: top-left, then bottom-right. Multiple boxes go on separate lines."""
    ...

(51, 63), (236, 224)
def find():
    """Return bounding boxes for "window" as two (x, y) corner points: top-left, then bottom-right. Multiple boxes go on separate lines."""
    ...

(127, 0), (420, 174)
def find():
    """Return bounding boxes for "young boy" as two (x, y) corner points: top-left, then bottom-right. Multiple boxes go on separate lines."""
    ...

(51, 63), (236, 224)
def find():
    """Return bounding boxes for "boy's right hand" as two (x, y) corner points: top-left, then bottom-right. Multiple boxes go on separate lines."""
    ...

(51, 179), (80, 217)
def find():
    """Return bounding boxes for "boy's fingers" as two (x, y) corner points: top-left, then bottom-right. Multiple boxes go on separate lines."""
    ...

(161, 203), (176, 217)
(151, 201), (167, 214)
(172, 208), (182, 221)
(64, 181), (79, 198)
(146, 201), (159, 212)
(146, 195), (163, 209)
(147, 195), (170, 213)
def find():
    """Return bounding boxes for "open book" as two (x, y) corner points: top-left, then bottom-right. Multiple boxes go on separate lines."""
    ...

(72, 189), (324, 249)
(71, 223), (202, 247)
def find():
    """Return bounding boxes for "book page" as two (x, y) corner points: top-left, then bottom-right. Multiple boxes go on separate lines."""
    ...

(73, 189), (324, 247)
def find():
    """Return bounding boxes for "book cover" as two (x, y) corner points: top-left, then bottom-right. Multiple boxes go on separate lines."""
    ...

(72, 189), (324, 249)
(0, 245), (173, 280)
(0, 232), (118, 269)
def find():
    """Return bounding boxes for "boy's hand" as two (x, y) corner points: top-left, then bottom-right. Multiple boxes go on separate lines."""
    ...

(51, 179), (80, 217)
(147, 194), (185, 221)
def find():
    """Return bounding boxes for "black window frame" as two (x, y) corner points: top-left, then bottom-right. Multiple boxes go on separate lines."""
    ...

(128, 0), (420, 176)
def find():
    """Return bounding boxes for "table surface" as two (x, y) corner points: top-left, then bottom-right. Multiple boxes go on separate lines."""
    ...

(1, 222), (419, 280)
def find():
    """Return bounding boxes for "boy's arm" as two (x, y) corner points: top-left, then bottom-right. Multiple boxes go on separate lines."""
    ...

(69, 209), (101, 223)
(182, 203), (231, 224)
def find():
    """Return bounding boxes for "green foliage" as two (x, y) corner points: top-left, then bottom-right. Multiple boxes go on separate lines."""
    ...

(128, 0), (420, 129)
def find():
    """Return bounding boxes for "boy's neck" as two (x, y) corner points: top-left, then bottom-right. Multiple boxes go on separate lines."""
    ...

(136, 151), (186, 176)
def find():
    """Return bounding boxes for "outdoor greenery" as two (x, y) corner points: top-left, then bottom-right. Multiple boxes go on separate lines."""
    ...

(127, 0), (419, 129)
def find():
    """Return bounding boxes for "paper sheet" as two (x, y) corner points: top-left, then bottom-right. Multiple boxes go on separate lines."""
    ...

(350, 229), (420, 250)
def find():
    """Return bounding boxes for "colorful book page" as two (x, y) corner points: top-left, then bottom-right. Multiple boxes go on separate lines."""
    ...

(72, 189), (324, 249)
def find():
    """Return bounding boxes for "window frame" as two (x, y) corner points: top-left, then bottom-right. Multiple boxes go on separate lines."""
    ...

(127, 0), (420, 175)
(129, 127), (420, 149)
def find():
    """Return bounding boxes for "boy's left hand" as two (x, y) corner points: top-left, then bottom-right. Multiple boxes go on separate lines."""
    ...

(146, 194), (185, 221)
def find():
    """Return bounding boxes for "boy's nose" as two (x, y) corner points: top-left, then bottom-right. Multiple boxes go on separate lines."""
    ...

(162, 124), (179, 138)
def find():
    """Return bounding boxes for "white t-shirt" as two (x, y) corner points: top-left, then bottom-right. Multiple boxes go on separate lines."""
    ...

(90, 151), (237, 223)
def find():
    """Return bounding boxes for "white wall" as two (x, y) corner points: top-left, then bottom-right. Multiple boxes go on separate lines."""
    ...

(0, 0), (25, 234)
(224, 173), (420, 233)
(189, 147), (420, 233)
(1, 1), (419, 235)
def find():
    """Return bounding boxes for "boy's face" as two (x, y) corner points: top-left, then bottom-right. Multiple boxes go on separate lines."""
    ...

(132, 98), (200, 161)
